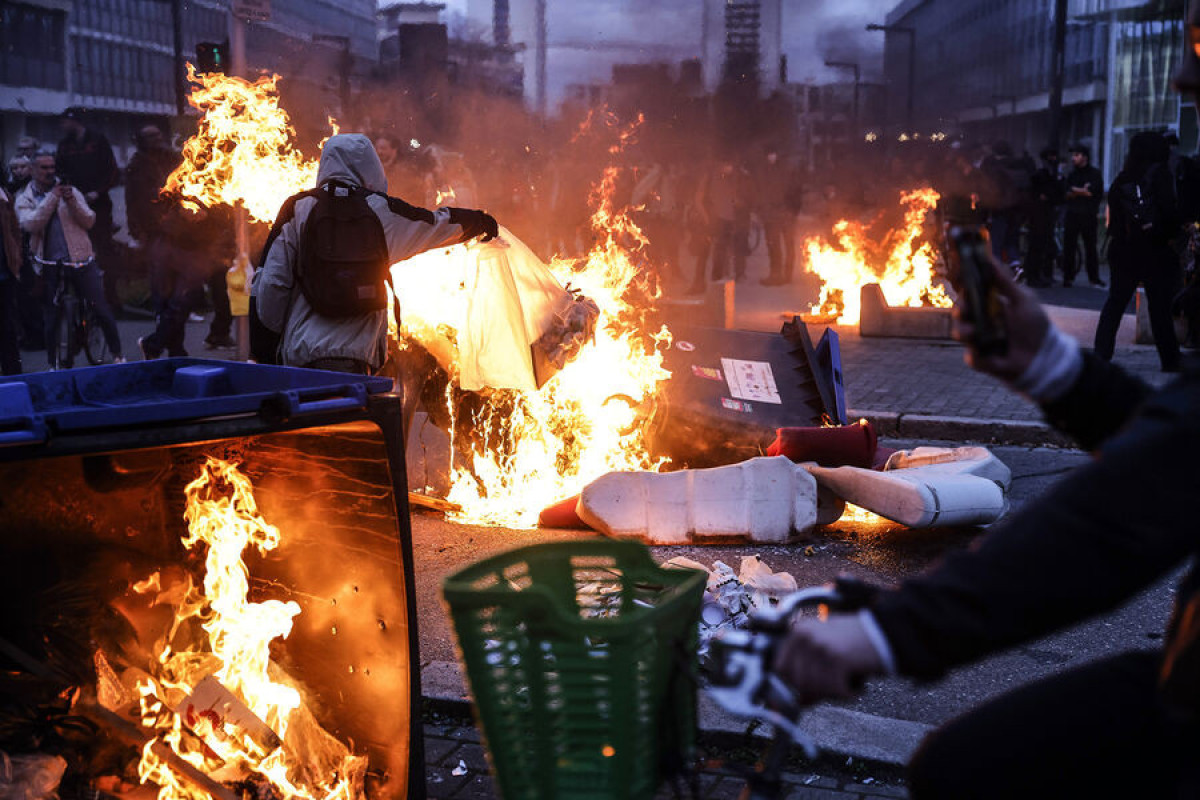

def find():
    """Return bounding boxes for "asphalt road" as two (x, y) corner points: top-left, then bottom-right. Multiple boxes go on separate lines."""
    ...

(411, 439), (1175, 729)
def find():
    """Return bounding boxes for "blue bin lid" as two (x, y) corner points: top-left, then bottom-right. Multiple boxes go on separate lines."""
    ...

(0, 359), (393, 447)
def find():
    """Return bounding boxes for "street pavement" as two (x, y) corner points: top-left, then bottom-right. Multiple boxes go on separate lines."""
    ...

(16, 262), (1187, 799)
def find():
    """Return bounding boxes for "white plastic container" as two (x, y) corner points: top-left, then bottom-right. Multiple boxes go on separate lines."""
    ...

(884, 445), (1012, 491)
(804, 463), (1006, 528)
(577, 456), (819, 544)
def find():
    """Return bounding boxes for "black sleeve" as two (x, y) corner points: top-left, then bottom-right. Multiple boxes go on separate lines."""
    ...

(256, 190), (313, 268)
(872, 368), (1198, 680)
(1041, 351), (1152, 451)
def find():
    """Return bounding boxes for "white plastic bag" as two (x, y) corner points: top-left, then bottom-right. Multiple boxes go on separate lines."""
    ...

(391, 227), (575, 391)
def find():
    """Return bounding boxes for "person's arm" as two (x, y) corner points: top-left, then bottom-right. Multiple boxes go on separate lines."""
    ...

(253, 210), (300, 333)
(16, 188), (58, 234)
(772, 260), (1165, 694)
(872, 386), (1198, 678)
(375, 194), (496, 262)
(64, 187), (95, 229)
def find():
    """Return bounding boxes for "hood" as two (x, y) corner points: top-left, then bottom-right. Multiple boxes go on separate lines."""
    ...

(317, 134), (388, 194)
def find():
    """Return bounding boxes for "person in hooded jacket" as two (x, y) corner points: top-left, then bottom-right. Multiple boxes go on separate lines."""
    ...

(252, 134), (497, 374)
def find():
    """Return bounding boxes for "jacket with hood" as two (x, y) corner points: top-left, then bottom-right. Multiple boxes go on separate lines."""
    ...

(253, 134), (474, 370)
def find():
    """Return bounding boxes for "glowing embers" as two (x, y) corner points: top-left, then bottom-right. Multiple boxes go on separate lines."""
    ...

(805, 188), (952, 325)
(129, 458), (365, 800)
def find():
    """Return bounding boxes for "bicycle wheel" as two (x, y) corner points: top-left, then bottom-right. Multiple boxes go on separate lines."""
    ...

(82, 304), (111, 365)
(59, 295), (78, 369)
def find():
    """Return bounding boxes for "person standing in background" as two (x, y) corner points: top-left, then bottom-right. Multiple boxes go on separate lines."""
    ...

(1062, 144), (1105, 287)
(56, 108), (122, 312)
(0, 187), (25, 374)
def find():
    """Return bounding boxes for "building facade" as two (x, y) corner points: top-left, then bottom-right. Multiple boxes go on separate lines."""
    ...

(1, 0), (376, 164)
(881, 0), (1186, 183)
(700, 0), (783, 95)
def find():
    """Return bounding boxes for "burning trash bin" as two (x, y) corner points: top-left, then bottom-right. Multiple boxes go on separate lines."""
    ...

(0, 360), (424, 800)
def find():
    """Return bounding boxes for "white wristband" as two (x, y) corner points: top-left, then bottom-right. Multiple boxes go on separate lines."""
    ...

(1011, 326), (1083, 404)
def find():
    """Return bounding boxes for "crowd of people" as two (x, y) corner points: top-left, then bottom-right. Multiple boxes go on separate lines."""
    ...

(3, 90), (1198, 375)
(0, 109), (235, 374)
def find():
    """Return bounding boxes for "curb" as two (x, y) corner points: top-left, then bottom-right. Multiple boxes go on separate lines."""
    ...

(420, 659), (928, 772)
(849, 408), (1074, 448)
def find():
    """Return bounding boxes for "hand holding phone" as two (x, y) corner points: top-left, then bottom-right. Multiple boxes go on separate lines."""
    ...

(946, 225), (1008, 358)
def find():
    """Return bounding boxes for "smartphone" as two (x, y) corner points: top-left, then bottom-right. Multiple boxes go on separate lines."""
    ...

(946, 224), (1008, 357)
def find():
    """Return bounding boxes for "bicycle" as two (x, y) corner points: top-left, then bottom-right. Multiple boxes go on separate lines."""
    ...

(36, 257), (114, 368)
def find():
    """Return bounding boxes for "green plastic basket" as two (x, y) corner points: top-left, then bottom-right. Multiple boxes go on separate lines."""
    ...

(442, 540), (707, 800)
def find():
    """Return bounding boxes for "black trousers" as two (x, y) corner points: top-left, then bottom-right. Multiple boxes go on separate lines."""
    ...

(763, 214), (797, 281)
(1024, 206), (1056, 284)
(206, 262), (232, 340)
(908, 650), (1200, 799)
(1094, 242), (1181, 369)
(1063, 212), (1100, 283)
(0, 275), (23, 375)
(141, 241), (202, 357)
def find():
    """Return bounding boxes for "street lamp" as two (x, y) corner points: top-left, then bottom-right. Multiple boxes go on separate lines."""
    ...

(824, 60), (860, 135)
(866, 22), (916, 135)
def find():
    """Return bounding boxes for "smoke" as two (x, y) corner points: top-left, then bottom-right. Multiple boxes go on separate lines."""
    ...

(786, 0), (894, 83)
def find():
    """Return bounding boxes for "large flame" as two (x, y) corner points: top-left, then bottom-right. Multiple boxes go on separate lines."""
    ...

(134, 458), (365, 800)
(166, 64), (322, 223)
(170, 71), (672, 529)
(395, 130), (672, 528)
(805, 188), (951, 324)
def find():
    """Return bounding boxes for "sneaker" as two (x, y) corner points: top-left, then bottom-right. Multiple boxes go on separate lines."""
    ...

(1090, 279), (1107, 288)
(204, 334), (236, 349)
(188, 312), (206, 323)
(112, 356), (126, 364)
(137, 336), (162, 360)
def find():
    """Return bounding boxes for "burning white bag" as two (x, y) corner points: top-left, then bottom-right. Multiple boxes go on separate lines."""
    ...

(392, 227), (598, 392)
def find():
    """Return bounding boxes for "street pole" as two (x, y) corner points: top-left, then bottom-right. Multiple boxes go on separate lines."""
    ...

(825, 60), (861, 138)
(171, 0), (185, 116)
(535, 0), (547, 115)
(230, 12), (251, 362)
(1048, 0), (1068, 150)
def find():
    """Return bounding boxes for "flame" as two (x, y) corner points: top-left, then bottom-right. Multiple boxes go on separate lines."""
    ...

(396, 125), (672, 528)
(166, 65), (320, 223)
(804, 188), (951, 325)
(169, 68), (672, 529)
(134, 458), (365, 800)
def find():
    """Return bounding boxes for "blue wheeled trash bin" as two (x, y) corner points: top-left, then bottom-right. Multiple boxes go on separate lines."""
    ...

(0, 359), (427, 799)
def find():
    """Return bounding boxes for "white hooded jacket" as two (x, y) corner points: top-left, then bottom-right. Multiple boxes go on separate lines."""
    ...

(253, 133), (469, 369)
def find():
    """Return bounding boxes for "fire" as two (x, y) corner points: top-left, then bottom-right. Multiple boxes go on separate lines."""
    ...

(170, 71), (672, 529)
(133, 458), (365, 800)
(395, 142), (672, 528)
(805, 188), (951, 325)
(166, 64), (320, 223)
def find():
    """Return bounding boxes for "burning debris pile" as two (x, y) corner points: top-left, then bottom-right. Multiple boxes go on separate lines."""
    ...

(0, 459), (366, 800)
(805, 188), (953, 325)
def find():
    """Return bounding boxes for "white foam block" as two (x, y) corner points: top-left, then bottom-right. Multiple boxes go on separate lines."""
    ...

(578, 456), (819, 544)
(805, 463), (1006, 528)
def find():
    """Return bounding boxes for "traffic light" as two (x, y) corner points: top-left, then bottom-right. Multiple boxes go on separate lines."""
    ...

(195, 41), (229, 74)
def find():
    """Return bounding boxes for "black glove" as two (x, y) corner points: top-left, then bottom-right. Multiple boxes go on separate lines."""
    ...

(446, 207), (499, 242)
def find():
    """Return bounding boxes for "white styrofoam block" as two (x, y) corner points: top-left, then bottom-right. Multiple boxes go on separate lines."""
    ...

(578, 456), (819, 544)
(805, 463), (1006, 528)
(884, 446), (1012, 491)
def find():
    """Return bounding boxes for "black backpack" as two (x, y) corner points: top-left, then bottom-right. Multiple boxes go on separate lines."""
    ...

(297, 181), (391, 317)
(1115, 165), (1162, 240)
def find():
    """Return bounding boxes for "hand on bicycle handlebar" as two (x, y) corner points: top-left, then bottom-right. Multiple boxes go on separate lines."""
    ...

(770, 614), (886, 706)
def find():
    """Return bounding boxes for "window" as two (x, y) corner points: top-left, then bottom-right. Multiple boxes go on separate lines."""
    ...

(1, 3), (67, 89)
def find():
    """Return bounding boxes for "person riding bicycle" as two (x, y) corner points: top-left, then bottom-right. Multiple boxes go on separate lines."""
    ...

(15, 152), (124, 368)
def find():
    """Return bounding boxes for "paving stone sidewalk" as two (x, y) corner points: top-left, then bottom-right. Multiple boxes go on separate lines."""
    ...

(422, 706), (909, 800)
